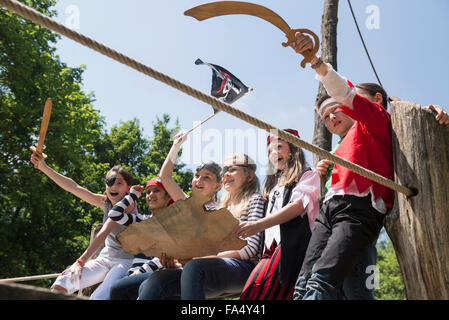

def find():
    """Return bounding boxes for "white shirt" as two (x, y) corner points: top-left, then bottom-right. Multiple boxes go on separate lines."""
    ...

(264, 185), (285, 248)
(264, 170), (321, 248)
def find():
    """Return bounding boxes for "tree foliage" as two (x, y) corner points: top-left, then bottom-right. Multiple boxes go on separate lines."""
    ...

(0, 0), (192, 285)
(375, 233), (406, 300)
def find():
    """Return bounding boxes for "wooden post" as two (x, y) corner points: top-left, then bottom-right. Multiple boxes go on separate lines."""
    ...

(385, 100), (449, 299)
(312, 0), (339, 166)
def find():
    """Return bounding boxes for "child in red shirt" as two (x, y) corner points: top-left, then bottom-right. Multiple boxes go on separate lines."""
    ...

(289, 33), (393, 299)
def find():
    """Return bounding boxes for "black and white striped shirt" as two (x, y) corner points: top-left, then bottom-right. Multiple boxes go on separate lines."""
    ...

(237, 193), (265, 263)
(107, 188), (163, 276)
(108, 189), (148, 225)
(127, 253), (163, 276)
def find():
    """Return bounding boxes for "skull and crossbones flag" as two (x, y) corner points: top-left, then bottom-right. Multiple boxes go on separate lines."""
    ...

(195, 58), (250, 113)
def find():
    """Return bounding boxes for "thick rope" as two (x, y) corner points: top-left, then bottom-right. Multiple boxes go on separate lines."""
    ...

(0, 0), (414, 197)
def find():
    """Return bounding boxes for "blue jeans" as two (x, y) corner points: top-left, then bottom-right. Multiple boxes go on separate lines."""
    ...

(109, 272), (153, 300)
(138, 268), (182, 300)
(295, 272), (343, 300)
(342, 242), (377, 300)
(138, 258), (255, 300)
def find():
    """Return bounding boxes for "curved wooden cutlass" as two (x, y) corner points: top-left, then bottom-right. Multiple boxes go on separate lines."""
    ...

(185, 1), (320, 68)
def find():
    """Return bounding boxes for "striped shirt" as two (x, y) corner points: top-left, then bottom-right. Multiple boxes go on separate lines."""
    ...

(108, 189), (149, 225)
(107, 188), (163, 276)
(237, 193), (265, 263)
(127, 253), (163, 276)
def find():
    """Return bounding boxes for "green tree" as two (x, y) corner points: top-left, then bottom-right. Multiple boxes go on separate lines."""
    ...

(0, 0), (105, 278)
(0, 0), (193, 287)
(94, 119), (149, 177)
(375, 234), (406, 300)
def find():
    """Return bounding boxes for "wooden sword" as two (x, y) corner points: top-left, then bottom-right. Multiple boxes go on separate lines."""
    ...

(30, 98), (52, 166)
(185, 1), (320, 68)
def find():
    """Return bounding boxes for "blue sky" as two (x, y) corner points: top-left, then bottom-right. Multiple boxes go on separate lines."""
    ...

(51, 0), (449, 174)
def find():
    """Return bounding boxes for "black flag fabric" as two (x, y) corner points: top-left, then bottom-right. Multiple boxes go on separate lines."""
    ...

(195, 58), (249, 113)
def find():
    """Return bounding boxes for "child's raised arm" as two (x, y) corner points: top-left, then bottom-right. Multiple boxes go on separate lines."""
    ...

(30, 152), (104, 208)
(158, 132), (189, 202)
(108, 186), (148, 225)
(289, 32), (353, 108)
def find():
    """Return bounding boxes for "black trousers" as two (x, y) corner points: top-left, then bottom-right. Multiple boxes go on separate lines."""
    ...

(298, 194), (385, 288)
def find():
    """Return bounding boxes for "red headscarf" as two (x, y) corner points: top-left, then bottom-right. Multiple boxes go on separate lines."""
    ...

(145, 178), (174, 205)
(267, 128), (300, 147)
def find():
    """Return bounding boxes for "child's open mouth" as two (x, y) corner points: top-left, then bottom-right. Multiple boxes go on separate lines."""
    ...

(109, 192), (119, 197)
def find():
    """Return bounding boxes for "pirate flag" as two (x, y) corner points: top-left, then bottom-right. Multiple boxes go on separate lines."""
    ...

(195, 58), (250, 113)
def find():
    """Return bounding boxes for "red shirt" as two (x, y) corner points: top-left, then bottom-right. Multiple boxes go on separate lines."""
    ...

(330, 94), (394, 209)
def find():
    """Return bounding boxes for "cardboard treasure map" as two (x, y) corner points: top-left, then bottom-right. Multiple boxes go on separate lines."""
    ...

(117, 191), (247, 260)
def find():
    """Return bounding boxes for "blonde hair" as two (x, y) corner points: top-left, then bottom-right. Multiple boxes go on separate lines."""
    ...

(263, 141), (306, 201)
(220, 154), (260, 219)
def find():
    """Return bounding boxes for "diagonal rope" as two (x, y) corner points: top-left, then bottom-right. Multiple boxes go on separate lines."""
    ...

(0, 0), (414, 197)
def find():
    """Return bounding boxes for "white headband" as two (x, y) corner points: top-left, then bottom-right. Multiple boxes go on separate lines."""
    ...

(318, 97), (341, 116)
